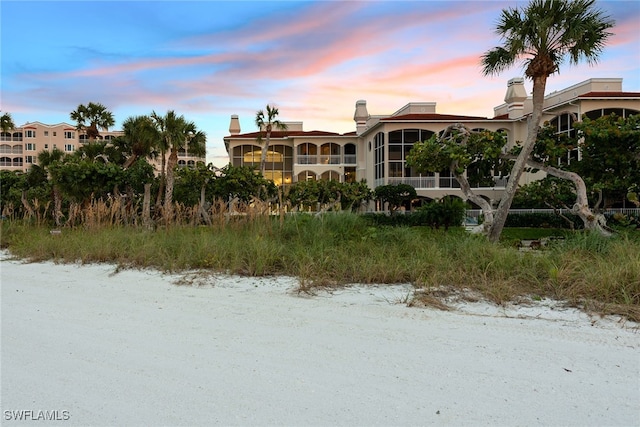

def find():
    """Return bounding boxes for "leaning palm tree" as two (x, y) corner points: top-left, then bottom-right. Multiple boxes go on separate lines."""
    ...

(255, 105), (287, 176)
(70, 102), (115, 143)
(121, 115), (159, 169)
(1, 111), (16, 133)
(481, 0), (614, 242)
(152, 110), (206, 221)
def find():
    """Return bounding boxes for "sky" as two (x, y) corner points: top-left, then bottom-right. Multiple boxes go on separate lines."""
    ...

(2, 1), (639, 167)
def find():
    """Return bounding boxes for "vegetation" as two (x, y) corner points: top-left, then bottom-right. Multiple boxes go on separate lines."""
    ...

(255, 105), (287, 176)
(374, 184), (416, 214)
(70, 102), (115, 142)
(481, 0), (614, 242)
(2, 212), (638, 321)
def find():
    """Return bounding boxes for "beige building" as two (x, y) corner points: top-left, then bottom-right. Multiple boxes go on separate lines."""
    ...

(224, 77), (640, 202)
(0, 122), (205, 174)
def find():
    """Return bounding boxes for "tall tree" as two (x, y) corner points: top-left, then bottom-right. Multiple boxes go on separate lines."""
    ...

(255, 105), (287, 176)
(406, 124), (508, 233)
(1, 111), (16, 133)
(120, 115), (159, 169)
(36, 148), (66, 225)
(70, 102), (115, 143)
(481, 0), (614, 242)
(151, 110), (206, 221)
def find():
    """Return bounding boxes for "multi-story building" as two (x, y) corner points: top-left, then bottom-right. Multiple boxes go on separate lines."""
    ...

(224, 77), (640, 202)
(0, 122), (205, 174)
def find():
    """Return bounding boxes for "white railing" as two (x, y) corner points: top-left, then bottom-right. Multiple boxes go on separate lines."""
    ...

(296, 155), (318, 165)
(343, 154), (357, 164)
(465, 208), (640, 220)
(319, 155), (341, 165)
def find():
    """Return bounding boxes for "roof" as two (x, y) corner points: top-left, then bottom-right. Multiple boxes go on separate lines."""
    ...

(578, 91), (640, 98)
(381, 113), (490, 121)
(226, 130), (353, 139)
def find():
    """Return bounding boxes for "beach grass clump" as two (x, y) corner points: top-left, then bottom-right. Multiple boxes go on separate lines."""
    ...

(1, 213), (638, 321)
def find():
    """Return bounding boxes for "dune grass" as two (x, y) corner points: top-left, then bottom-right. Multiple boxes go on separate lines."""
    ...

(1, 213), (638, 321)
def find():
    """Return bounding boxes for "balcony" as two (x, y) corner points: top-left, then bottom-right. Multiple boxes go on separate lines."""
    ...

(385, 176), (508, 190)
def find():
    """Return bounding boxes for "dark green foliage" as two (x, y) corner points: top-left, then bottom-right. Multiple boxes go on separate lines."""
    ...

(374, 183), (416, 212)
(49, 159), (123, 203)
(505, 213), (582, 229)
(512, 176), (577, 209)
(414, 197), (467, 230)
(212, 165), (276, 202)
(287, 180), (372, 211)
(571, 114), (640, 207)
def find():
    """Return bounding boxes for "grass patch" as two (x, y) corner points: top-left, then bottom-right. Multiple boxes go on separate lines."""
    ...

(1, 214), (638, 322)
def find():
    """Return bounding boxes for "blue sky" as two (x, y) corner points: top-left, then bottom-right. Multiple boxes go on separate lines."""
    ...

(2, 0), (639, 166)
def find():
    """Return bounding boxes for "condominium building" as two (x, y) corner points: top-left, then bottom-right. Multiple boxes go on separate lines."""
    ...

(224, 77), (640, 202)
(0, 122), (205, 174)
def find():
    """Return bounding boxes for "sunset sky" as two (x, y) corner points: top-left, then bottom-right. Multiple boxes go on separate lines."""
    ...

(2, 1), (639, 166)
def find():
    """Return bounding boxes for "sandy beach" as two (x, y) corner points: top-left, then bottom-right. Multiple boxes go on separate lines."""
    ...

(1, 252), (638, 426)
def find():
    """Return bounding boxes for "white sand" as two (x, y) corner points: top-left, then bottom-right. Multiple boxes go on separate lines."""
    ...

(1, 252), (638, 426)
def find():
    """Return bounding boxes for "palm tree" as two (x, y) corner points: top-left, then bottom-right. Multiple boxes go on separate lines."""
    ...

(37, 148), (66, 226)
(152, 110), (206, 221)
(70, 102), (115, 143)
(481, 0), (614, 242)
(121, 115), (159, 169)
(255, 105), (287, 176)
(1, 111), (16, 133)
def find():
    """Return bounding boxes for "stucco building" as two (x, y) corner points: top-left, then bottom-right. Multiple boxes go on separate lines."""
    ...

(224, 77), (640, 203)
(0, 122), (205, 174)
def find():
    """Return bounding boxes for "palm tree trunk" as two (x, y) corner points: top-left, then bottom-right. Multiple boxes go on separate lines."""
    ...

(164, 148), (178, 223)
(259, 130), (271, 176)
(155, 151), (166, 211)
(143, 183), (151, 228)
(488, 75), (548, 242)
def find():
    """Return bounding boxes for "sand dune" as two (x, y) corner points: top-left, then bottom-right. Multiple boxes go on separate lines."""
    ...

(1, 253), (638, 426)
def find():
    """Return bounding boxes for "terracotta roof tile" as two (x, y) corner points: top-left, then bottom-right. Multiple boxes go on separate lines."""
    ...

(578, 91), (640, 98)
(227, 130), (350, 138)
(381, 113), (490, 121)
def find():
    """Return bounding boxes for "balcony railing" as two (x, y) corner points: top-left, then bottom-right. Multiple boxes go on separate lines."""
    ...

(295, 154), (356, 165)
(385, 176), (508, 190)
(297, 155), (318, 165)
(319, 155), (341, 165)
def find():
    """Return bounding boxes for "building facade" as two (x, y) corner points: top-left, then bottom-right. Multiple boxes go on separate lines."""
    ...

(224, 78), (640, 202)
(0, 122), (205, 174)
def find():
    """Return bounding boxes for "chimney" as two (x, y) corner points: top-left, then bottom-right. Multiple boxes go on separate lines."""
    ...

(353, 100), (369, 135)
(504, 78), (527, 119)
(229, 114), (241, 135)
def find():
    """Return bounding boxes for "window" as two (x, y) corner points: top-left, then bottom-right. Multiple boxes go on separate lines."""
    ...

(64, 144), (75, 152)
(64, 131), (75, 139)
(53, 132), (57, 136)
(44, 131), (49, 137)
(25, 156), (35, 164)
(374, 132), (385, 180)
(25, 130), (36, 138)
(45, 144), (49, 149)
(25, 143), (36, 151)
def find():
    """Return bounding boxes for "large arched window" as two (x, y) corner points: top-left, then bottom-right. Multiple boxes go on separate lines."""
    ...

(320, 170), (340, 181)
(344, 143), (356, 164)
(374, 132), (385, 181)
(0, 144), (10, 154)
(320, 143), (341, 164)
(297, 170), (317, 182)
(388, 129), (434, 179)
(296, 143), (317, 164)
